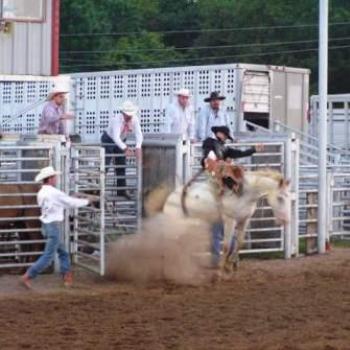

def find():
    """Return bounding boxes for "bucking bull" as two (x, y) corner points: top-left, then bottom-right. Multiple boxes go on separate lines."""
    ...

(0, 184), (43, 270)
(145, 165), (291, 275)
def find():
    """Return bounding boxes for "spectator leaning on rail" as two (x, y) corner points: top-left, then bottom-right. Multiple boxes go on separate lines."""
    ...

(101, 100), (143, 199)
(197, 91), (231, 141)
(38, 87), (74, 137)
(201, 125), (264, 268)
(165, 88), (196, 142)
(21, 166), (96, 289)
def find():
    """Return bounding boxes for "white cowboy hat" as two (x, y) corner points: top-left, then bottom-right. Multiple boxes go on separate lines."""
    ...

(35, 166), (60, 182)
(120, 100), (139, 118)
(174, 88), (191, 97)
(47, 87), (69, 101)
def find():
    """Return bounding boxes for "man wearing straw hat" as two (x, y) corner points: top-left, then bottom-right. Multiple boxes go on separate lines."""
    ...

(21, 166), (95, 289)
(165, 88), (196, 142)
(38, 87), (74, 136)
(101, 100), (143, 198)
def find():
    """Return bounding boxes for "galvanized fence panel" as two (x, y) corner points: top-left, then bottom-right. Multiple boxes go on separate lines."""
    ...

(70, 141), (142, 276)
(102, 141), (142, 237)
(71, 145), (105, 275)
(190, 136), (299, 257)
(329, 166), (350, 240)
(298, 164), (350, 253)
(0, 141), (54, 269)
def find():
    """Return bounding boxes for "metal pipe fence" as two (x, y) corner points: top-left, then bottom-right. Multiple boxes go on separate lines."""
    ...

(0, 140), (55, 270)
(1, 130), (348, 275)
(190, 136), (299, 258)
(71, 145), (106, 275)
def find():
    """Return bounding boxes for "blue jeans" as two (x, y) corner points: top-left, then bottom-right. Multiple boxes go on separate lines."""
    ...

(211, 222), (224, 267)
(211, 221), (237, 267)
(27, 222), (70, 279)
(101, 131), (126, 195)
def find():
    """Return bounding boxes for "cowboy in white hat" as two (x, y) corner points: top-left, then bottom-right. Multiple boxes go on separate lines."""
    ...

(21, 166), (95, 289)
(38, 87), (74, 136)
(101, 100), (143, 198)
(197, 91), (232, 141)
(165, 88), (196, 142)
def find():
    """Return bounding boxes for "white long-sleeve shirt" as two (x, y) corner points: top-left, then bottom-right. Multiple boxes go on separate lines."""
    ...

(165, 102), (196, 140)
(197, 105), (232, 141)
(38, 185), (89, 224)
(106, 114), (143, 150)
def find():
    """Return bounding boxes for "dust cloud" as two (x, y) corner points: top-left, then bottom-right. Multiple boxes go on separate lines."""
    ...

(106, 213), (211, 285)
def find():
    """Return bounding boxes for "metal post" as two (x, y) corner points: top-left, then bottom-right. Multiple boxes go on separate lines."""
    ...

(287, 137), (300, 257)
(72, 146), (79, 265)
(137, 150), (143, 231)
(318, 0), (329, 253)
(99, 147), (106, 276)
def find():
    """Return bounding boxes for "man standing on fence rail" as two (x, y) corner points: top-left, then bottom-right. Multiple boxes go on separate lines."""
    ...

(21, 166), (95, 289)
(101, 100), (143, 199)
(165, 88), (196, 142)
(38, 87), (74, 137)
(197, 91), (232, 141)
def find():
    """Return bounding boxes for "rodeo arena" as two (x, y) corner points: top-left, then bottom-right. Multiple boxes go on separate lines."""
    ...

(0, 1), (350, 350)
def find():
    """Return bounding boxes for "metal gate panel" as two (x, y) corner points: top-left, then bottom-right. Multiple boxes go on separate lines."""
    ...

(71, 145), (105, 275)
(102, 141), (142, 237)
(190, 135), (299, 257)
(0, 140), (56, 269)
(329, 166), (350, 239)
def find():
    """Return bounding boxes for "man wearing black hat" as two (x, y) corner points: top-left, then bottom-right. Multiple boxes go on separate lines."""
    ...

(202, 125), (262, 160)
(197, 91), (231, 141)
(202, 125), (263, 165)
(202, 125), (263, 268)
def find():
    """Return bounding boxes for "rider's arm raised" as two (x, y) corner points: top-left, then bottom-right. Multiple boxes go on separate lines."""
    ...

(224, 146), (256, 159)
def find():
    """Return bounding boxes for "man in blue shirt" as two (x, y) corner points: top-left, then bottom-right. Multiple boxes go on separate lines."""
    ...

(197, 91), (232, 141)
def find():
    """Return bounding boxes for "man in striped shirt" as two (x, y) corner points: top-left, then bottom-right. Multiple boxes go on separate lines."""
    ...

(38, 88), (74, 136)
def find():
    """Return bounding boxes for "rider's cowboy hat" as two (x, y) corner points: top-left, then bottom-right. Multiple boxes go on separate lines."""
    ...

(120, 100), (139, 118)
(47, 87), (69, 101)
(174, 88), (191, 97)
(211, 126), (233, 141)
(204, 91), (226, 102)
(35, 166), (60, 182)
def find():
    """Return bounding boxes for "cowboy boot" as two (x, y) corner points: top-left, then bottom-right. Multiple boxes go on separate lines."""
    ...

(63, 271), (73, 287)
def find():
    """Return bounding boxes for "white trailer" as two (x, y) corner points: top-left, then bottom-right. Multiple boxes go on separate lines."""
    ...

(0, 63), (310, 142)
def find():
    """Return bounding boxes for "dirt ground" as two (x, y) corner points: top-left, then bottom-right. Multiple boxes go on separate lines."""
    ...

(0, 248), (349, 350)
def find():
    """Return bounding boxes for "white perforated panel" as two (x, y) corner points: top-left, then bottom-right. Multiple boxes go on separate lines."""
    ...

(1, 64), (308, 142)
(0, 78), (54, 134)
(69, 64), (242, 142)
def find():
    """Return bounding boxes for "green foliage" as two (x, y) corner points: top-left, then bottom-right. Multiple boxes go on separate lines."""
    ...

(60, 0), (350, 93)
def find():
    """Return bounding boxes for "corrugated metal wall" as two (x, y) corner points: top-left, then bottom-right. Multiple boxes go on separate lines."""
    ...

(0, 0), (53, 75)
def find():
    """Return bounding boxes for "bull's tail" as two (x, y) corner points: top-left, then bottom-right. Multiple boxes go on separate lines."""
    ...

(181, 169), (204, 216)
